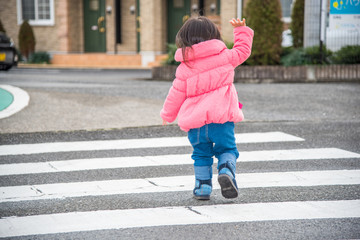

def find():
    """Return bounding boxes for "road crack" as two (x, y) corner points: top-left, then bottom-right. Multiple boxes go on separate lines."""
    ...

(186, 206), (202, 215)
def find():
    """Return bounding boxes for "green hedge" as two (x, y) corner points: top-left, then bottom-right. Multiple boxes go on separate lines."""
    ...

(18, 20), (36, 60)
(163, 44), (180, 66)
(330, 45), (360, 64)
(290, 0), (305, 48)
(244, 0), (283, 65)
(28, 51), (50, 64)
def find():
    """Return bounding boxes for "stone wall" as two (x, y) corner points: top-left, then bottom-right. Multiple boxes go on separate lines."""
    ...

(152, 65), (360, 82)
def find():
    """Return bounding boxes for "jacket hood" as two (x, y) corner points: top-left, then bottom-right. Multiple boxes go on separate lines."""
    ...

(174, 39), (227, 62)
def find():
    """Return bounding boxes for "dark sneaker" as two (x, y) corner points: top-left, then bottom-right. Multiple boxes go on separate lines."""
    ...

(218, 163), (238, 199)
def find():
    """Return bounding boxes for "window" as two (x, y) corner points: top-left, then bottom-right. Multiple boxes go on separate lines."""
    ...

(17, 0), (55, 26)
(280, 0), (294, 23)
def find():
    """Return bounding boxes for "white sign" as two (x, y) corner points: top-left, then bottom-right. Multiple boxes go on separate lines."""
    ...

(327, 0), (360, 51)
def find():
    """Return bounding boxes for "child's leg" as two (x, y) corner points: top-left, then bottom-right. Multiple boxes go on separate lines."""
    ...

(188, 126), (214, 200)
(209, 122), (239, 199)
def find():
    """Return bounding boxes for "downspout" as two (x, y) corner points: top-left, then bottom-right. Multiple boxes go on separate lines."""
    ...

(237, 0), (242, 19)
(114, 0), (117, 54)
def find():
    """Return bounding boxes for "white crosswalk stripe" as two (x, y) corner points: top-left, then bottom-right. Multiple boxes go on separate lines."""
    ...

(0, 131), (359, 238)
(1, 170), (360, 203)
(0, 131), (303, 156)
(0, 148), (358, 176)
(1, 200), (359, 238)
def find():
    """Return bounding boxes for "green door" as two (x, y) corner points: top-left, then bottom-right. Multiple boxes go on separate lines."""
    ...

(84, 0), (106, 52)
(168, 0), (190, 43)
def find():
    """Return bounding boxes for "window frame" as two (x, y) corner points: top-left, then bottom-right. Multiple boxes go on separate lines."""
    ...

(17, 0), (55, 26)
(280, 0), (294, 24)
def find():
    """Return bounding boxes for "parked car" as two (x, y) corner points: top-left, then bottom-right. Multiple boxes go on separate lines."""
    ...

(0, 32), (18, 71)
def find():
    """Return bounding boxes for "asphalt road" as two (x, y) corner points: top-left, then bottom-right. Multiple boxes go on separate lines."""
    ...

(0, 68), (359, 239)
(0, 68), (359, 133)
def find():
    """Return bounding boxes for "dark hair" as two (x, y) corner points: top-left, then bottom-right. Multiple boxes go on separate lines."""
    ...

(176, 16), (222, 62)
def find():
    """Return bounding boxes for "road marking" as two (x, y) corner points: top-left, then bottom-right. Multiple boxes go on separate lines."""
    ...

(0, 132), (304, 156)
(1, 170), (359, 203)
(0, 200), (359, 238)
(0, 148), (359, 176)
(0, 85), (30, 119)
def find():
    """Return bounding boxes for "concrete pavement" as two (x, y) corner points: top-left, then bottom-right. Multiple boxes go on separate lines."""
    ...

(0, 67), (359, 134)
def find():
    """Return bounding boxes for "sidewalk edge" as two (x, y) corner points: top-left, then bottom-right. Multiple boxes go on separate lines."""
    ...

(0, 85), (30, 119)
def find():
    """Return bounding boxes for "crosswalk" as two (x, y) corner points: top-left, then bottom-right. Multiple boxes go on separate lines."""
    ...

(0, 131), (359, 239)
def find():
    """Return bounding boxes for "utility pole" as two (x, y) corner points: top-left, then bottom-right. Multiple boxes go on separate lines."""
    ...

(319, 0), (327, 63)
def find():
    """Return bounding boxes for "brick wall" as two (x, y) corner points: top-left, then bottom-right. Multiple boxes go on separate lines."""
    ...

(67, 0), (83, 52)
(0, 0), (71, 53)
(111, 0), (137, 53)
(140, 0), (166, 53)
(220, 0), (237, 42)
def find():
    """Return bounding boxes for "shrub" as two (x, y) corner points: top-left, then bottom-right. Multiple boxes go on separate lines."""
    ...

(28, 51), (50, 64)
(331, 45), (360, 64)
(0, 19), (6, 33)
(18, 20), (36, 60)
(304, 45), (332, 65)
(281, 45), (332, 66)
(225, 41), (234, 49)
(163, 44), (180, 66)
(290, 0), (305, 48)
(281, 46), (294, 58)
(15, 48), (23, 62)
(281, 48), (306, 66)
(244, 0), (283, 65)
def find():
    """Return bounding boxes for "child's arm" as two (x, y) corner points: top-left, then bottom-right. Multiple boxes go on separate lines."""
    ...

(227, 18), (254, 67)
(230, 18), (246, 27)
(160, 77), (187, 124)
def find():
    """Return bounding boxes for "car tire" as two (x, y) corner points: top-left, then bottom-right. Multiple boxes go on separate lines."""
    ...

(0, 65), (12, 71)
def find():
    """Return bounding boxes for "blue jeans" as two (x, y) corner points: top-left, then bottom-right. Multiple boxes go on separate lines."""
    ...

(188, 122), (239, 179)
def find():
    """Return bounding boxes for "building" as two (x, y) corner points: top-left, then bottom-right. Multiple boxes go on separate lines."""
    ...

(0, 0), (295, 67)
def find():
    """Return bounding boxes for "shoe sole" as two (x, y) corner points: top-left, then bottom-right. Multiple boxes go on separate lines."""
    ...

(193, 195), (210, 200)
(218, 174), (238, 199)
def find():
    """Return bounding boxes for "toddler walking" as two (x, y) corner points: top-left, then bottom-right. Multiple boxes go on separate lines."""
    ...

(161, 16), (254, 200)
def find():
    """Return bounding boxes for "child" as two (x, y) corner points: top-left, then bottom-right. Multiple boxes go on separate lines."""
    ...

(161, 17), (254, 200)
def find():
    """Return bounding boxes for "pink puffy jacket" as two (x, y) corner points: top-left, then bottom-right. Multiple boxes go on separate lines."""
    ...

(160, 26), (254, 132)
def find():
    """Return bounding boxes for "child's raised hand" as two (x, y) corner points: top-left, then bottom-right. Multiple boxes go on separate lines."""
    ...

(230, 18), (246, 27)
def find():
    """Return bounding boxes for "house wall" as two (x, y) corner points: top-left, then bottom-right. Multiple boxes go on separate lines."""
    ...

(0, 0), (246, 56)
(67, 0), (83, 52)
(0, 0), (76, 54)
(28, 0), (69, 53)
(138, 0), (167, 65)
(140, 0), (167, 53)
(107, 0), (137, 53)
(220, 0), (237, 42)
(0, 0), (20, 48)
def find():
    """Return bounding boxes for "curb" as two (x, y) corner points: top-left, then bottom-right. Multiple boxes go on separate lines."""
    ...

(0, 85), (30, 119)
(17, 63), (152, 70)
